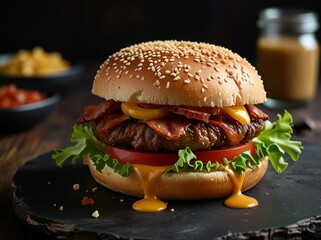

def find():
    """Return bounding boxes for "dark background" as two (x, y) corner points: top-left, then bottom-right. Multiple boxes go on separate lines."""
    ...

(0, 0), (320, 64)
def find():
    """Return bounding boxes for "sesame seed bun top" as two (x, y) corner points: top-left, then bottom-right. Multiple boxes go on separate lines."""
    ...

(92, 40), (266, 107)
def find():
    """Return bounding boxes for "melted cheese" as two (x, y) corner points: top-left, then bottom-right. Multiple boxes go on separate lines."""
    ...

(222, 106), (250, 124)
(121, 102), (169, 120)
(223, 165), (258, 209)
(131, 156), (257, 211)
(132, 164), (169, 212)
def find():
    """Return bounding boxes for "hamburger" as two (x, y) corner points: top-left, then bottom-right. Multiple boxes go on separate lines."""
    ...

(53, 40), (302, 212)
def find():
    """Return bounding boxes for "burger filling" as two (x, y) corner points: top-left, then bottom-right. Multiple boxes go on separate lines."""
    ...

(54, 99), (301, 177)
(78, 100), (268, 152)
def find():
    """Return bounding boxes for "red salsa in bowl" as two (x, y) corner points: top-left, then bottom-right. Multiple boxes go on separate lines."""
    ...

(0, 84), (47, 108)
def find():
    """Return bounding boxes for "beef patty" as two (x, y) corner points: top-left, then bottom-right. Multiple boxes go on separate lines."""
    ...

(92, 117), (265, 152)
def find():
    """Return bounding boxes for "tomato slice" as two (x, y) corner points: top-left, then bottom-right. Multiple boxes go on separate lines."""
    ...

(106, 142), (256, 166)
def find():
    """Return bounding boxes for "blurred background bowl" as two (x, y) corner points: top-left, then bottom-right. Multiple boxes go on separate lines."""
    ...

(0, 53), (84, 94)
(0, 83), (60, 134)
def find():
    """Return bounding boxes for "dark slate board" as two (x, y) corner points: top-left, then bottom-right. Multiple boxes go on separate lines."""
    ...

(12, 141), (321, 240)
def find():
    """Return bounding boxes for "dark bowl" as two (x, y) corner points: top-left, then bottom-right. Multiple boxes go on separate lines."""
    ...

(0, 53), (84, 93)
(0, 83), (60, 134)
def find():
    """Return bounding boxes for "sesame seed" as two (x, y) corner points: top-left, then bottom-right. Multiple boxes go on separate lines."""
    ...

(159, 75), (165, 79)
(166, 82), (170, 88)
(227, 69), (235, 76)
(174, 76), (180, 81)
(188, 73), (193, 77)
(155, 80), (160, 86)
(194, 58), (200, 62)
(214, 67), (219, 72)
(165, 70), (171, 74)
(170, 73), (177, 77)
(136, 75), (140, 78)
(184, 79), (191, 84)
(141, 76), (145, 81)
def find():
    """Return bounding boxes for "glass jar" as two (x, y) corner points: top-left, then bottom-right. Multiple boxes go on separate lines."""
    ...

(256, 8), (319, 108)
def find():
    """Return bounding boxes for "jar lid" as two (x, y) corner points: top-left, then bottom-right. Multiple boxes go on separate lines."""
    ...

(258, 8), (319, 33)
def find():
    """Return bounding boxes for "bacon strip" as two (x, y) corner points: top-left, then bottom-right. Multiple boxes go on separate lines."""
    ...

(146, 115), (191, 140)
(209, 118), (245, 146)
(78, 100), (121, 123)
(246, 104), (269, 121)
(169, 106), (211, 123)
(93, 113), (130, 138)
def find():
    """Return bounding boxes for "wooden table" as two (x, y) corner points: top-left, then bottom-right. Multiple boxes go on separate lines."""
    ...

(0, 61), (320, 239)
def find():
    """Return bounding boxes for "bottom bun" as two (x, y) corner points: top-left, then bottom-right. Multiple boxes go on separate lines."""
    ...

(84, 156), (268, 200)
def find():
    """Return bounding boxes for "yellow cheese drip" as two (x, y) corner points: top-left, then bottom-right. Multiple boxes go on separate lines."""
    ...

(223, 165), (258, 209)
(222, 106), (250, 124)
(132, 164), (170, 212)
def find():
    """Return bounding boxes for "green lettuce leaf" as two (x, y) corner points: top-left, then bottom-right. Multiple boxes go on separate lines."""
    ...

(52, 125), (132, 177)
(252, 110), (303, 173)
